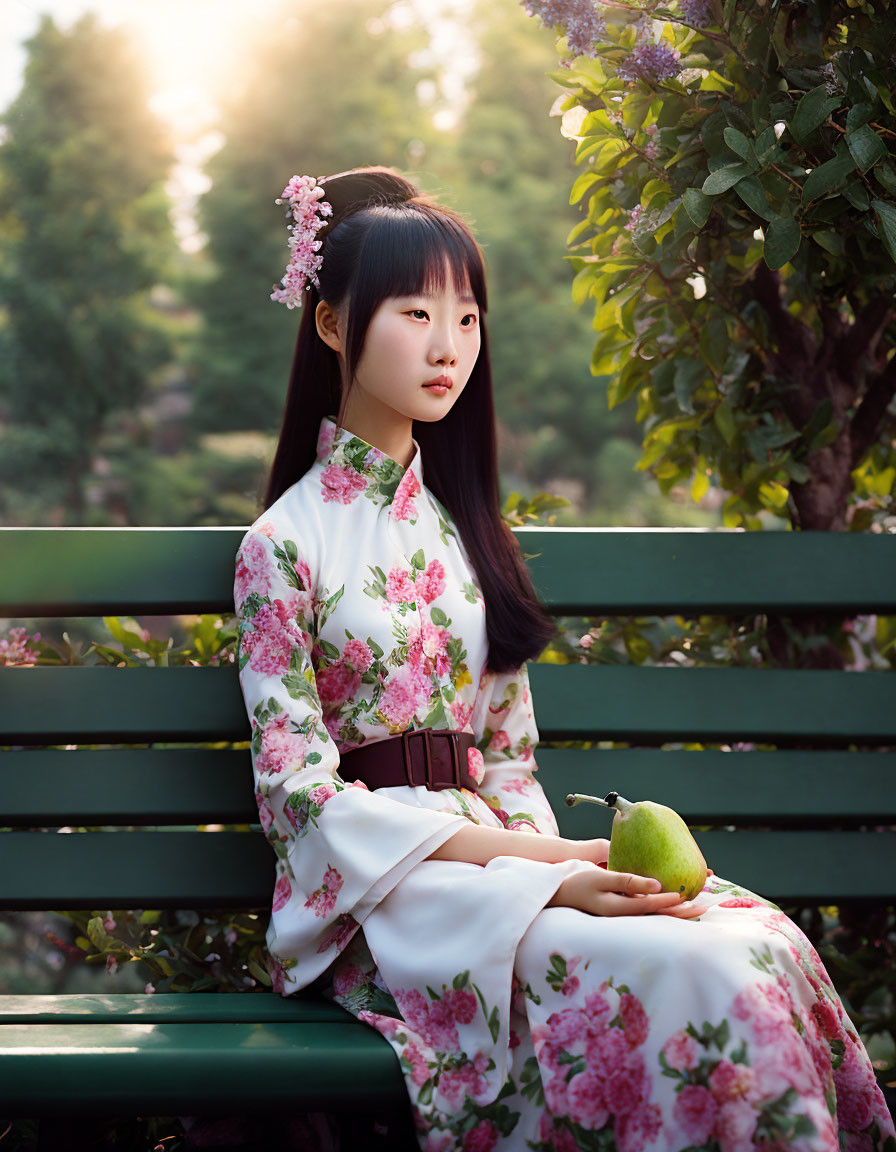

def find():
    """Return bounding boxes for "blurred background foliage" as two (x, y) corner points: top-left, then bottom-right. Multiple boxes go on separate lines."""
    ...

(0, 0), (893, 1144)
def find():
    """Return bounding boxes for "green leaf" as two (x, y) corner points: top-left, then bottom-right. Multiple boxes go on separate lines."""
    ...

(871, 199), (896, 264)
(874, 162), (896, 196)
(846, 125), (888, 174)
(754, 124), (778, 164)
(759, 480), (790, 510)
(673, 359), (705, 414)
(683, 187), (713, 228)
(789, 85), (841, 144)
(700, 313), (729, 373)
(714, 401), (737, 445)
(570, 171), (600, 206)
(733, 176), (774, 221)
(846, 102), (873, 132)
(702, 163), (753, 195)
(723, 127), (757, 168)
(802, 154), (856, 203)
(430, 606), (448, 626)
(763, 216), (801, 269)
(841, 181), (870, 212)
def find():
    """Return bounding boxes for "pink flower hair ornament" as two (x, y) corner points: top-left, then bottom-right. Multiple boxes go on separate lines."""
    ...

(270, 174), (334, 310)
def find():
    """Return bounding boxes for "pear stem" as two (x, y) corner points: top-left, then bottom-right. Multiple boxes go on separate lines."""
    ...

(565, 791), (620, 809)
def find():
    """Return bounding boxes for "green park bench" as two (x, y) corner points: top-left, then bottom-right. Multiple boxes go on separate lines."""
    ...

(0, 525), (894, 1146)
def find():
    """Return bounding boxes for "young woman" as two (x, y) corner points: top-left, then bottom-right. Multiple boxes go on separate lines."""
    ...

(233, 165), (894, 1152)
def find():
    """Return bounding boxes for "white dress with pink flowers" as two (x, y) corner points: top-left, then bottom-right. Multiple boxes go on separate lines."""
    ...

(233, 415), (894, 1152)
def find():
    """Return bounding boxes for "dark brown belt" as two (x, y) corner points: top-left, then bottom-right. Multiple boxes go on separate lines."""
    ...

(339, 728), (479, 792)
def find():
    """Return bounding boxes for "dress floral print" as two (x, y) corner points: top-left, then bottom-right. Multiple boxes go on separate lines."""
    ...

(234, 415), (894, 1152)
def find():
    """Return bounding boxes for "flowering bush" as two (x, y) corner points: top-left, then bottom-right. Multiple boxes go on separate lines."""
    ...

(523, 0), (896, 532)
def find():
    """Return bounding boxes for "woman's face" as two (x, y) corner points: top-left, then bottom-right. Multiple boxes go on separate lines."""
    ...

(347, 266), (481, 426)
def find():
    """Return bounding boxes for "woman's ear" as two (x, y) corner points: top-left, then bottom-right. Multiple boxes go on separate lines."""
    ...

(315, 300), (343, 354)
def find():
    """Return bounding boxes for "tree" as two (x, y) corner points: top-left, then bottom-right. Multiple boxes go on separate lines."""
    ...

(522, 0), (896, 532)
(184, 0), (440, 436)
(0, 13), (177, 523)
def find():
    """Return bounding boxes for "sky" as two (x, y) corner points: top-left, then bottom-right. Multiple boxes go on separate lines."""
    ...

(4, 0), (477, 250)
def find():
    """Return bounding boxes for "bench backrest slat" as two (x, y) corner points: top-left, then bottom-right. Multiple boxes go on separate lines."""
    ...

(2, 748), (894, 827)
(2, 527), (895, 614)
(1, 664), (892, 745)
(0, 829), (892, 907)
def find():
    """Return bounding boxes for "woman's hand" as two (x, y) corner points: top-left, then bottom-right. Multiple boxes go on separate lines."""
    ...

(548, 864), (710, 919)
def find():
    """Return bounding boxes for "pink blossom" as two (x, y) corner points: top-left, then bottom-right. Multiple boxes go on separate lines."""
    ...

(546, 1006), (588, 1047)
(415, 559), (446, 603)
(467, 747), (485, 785)
(444, 987), (478, 1025)
(489, 729), (511, 752)
(501, 777), (532, 795)
(321, 463), (367, 504)
(438, 1060), (486, 1110)
(606, 1049), (649, 1116)
(732, 981), (792, 1046)
(719, 897), (765, 909)
(332, 963), (365, 997)
(404, 1041), (431, 1087)
(583, 989), (612, 1030)
(674, 1084), (719, 1145)
(272, 873), (292, 911)
(342, 638), (374, 672)
(315, 913), (358, 954)
(617, 1101), (662, 1152)
(579, 633), (594, 649)
(426, 1133), (454, 1152)
(292, 555), (312, 591)
(619, 992), (649, 1048)
(309, 782), (337, 807)
(317, 660), (361, 708)
(560, 974), (580, 997)
(304, 865), (343, 917)
(449, 700), (474, 728)
(543, 1070), (570, 1116)
(586, 1022), (630, 1076)
(709, 1059), (759, 1104)
(234, 535), (272, 612)
(316, 422), (336, 460)
(242, 598), (304, 676)
(661, 1028), (699, 1071)
(566, 1069), (609, 1128)
(462, 1120), (498, 1152)
(391, 467), (420, 521)
(106, 954), (118, 975)
(385, 566), (417, 603)
(359, 1009), (400, 1038)
(834, 1043), (878, 1131)
(811, 997), (842, 1040)
(380, 665), (430, 728)
(145, 983), (156, 994)
(257, 711), (307, 776)
(715, 1098), (757, 1152)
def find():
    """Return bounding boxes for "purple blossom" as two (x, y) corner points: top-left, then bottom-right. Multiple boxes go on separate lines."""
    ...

(521, 0), (606, 58)
(677, 0), (713, 26)
(616, 42), (682, 84)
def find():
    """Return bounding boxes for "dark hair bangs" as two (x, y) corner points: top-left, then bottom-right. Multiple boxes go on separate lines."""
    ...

(343, 206), (487, 385)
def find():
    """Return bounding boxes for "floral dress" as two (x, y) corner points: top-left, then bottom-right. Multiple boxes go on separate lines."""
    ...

(233, 415), (895, 1152)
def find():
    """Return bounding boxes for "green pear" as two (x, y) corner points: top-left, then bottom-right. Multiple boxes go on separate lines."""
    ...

(566, 790), (707, 900)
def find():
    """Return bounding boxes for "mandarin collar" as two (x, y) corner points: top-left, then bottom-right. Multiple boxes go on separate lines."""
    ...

(315, 415), (424, 510)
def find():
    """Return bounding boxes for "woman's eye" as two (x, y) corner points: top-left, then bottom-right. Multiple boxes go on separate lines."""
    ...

(409, 309), (429, 320)
(461, 314), (478, 327)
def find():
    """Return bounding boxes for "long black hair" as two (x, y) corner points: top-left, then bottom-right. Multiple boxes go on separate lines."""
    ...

(263, 165), (555, 673)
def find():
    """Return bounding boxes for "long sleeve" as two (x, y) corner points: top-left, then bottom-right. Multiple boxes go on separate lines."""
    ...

(468, 661), (560, 837)
(234, 522), (467, 994)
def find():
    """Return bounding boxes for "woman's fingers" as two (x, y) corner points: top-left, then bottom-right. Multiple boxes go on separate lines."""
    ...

(598, 890), (685, 916)
(603, 869), (663, 897)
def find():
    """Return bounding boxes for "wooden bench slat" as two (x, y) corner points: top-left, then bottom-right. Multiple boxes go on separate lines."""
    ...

(0, 1020), (406, 1116)
(529, 664), (896, 743)
(2, 664), (893, 744)
(2, 749), (894, 827)
(0, 830), (892, 907)
(539, 749), (896, 826)
(517, 528), (896, 613)
(0, 993), (349, 1025)
(2, 527), (895, 616)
